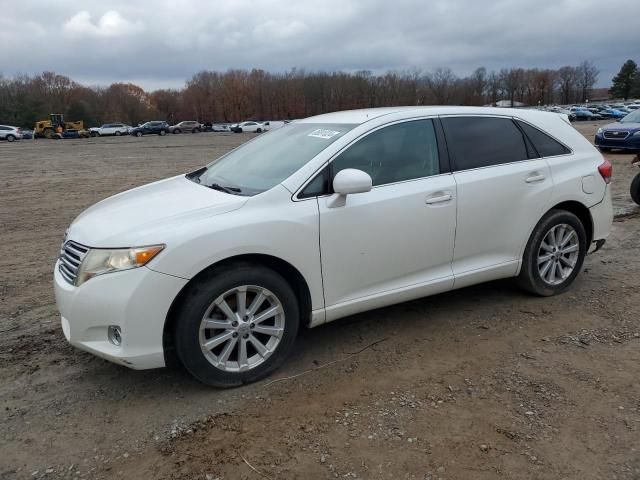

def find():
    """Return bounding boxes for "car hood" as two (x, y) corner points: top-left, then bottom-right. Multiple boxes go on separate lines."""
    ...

(601, 122), (640, 131)
(67, 175), (248, 247)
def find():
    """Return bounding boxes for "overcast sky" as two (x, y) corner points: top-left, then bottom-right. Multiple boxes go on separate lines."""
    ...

(1, 0), (638, 91)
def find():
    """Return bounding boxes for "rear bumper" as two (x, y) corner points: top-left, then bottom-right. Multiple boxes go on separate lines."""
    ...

(589, 184), (613, 243)
(54, 262), (188, 369)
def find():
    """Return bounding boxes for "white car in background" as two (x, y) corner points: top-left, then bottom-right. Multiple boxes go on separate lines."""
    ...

(54, 106), (613, 387)
(90, 123), (131, 137)
(230, 121), (266, 133)
(0, 125), (23, 141)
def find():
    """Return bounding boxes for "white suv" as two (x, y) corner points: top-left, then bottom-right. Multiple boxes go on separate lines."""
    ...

(0, 125), (23, 141)
(89, 123), (131, 137)
(54, 107), (613, 387)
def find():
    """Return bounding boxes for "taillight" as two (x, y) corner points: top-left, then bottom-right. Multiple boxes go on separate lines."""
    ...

(598, 158), (612, 184)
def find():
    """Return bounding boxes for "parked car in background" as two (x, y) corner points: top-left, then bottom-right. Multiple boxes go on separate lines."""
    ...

(230, 121), (266, 133)
(595, 109), (640, 152)
(169, 121), (201, 134)
(547, 107), (576, 121)
(211, 124), (231, 132)
(20, 129), (34, 140)
(90, 123), (131, 137)
(0, 125), (23, 142)
(129, 121), (170, 137)
(570, 108), (602, 121)
(599, 108), (627, 119)
(54, 106), (613, 387)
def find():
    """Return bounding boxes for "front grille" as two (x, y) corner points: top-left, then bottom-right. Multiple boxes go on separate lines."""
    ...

(603, 130), (629, 139)
(58, 241), (89, 285)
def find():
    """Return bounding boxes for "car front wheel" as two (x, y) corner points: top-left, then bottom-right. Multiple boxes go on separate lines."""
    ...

(135, 131), (143, 137)
(174, 264), (300, 387)
(517, 210), (586, 296)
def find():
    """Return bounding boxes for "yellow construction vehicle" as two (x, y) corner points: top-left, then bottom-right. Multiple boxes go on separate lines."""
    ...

(34, 114), (88, 139)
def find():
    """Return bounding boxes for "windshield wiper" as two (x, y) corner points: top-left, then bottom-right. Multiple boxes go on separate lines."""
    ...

(207, 183), (242, 194)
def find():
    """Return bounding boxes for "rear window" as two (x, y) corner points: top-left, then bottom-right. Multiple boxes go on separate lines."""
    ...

(516, 121), (570, 157)
(441, 117), (529, 171)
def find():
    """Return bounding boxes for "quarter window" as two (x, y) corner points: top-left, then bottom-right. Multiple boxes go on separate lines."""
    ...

(441, 117), (530, 171)
(331, 119), (440, 187)
(517, 121), (570, 157)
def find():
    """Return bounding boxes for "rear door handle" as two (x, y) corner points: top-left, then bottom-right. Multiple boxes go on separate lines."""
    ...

(425, 193), (453, 204)
(525, 173), (546, 183)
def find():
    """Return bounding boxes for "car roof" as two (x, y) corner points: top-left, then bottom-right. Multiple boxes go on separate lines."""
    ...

(298, 106), (566, 125)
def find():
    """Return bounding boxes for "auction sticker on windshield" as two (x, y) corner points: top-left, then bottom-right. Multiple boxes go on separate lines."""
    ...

(308, 129), (342, 139)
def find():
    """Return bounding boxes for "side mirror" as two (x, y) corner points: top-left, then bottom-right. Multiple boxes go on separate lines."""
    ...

(327, 168), (372, 208)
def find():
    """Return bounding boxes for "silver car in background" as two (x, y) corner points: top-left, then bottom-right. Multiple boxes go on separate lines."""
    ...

(0, 125), (23, 141)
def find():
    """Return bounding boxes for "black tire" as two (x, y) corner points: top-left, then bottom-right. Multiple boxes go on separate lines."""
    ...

(256, 128), (262, 133)
(90, 131), (99, 137)
(517, 209), (587, 296)
(193, 128), (200, 133)
(160, 130), (166, 136)
(6, 134), (15, 142)
(173, 129), (181, 134)
(115, 131), (121, 136)
(135, 131), (143, 137)
(631, 173), (640, 205)
(174, 263), (300, 387)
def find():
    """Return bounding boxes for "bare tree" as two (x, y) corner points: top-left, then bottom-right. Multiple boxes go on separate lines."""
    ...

(576, 60), (599, 102)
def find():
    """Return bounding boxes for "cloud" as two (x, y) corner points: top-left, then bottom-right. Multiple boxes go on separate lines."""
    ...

(0, 0), (638, 90)
(63, 10), (144, 38)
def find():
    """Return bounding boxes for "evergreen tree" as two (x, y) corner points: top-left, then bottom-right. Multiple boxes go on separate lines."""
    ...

(609, 59), (638, 99)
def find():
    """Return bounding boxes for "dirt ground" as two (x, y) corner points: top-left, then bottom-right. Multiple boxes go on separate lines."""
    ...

(1, 121), (639, 480)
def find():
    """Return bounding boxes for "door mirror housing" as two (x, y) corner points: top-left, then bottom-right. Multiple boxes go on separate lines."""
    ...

(327, 169), (372, 208)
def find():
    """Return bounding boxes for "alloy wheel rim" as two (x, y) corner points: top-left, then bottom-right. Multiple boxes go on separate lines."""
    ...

(537, 223), (579, 286)
(199, 285), (285, 372)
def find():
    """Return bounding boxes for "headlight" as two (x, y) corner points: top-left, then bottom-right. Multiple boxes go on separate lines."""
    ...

(76, 245), (164, 286)
(597, 127), (603, 134)
(633, 131), (640, 137)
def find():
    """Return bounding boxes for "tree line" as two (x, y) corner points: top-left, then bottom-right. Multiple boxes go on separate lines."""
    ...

(0, 60), (613, 128)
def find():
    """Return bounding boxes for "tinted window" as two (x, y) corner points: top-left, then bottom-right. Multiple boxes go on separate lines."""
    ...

(331, 119), (440, 186)
(442, 117), (529, 171)
(299, 167), (329, 199)
(517, 121), (570, 157)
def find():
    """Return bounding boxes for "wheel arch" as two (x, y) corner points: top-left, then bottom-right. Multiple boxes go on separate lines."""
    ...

(548, 200), (593, 245)
(162, 253), (313, 367)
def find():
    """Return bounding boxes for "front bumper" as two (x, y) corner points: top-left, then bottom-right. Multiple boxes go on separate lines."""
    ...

(595, 133), (640, 149)
(54, 262), (188, 369)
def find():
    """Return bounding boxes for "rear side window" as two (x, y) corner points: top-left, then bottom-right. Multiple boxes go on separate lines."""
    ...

(517, 121), (571, 157)
(331, 119), (440, 186)
(442, 117), (529, 171)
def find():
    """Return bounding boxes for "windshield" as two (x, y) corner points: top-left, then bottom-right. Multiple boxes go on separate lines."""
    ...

(621, 110), (640, 123)
(192, 123), (356, 195)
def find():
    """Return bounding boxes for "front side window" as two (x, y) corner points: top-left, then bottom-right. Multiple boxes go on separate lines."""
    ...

(441, 116), (529, 171)
(331, 119), (440, 186)
(194, 123), (356, 195)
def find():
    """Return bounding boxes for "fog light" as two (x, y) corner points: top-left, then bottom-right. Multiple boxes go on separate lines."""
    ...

(108, 325), (122, 346)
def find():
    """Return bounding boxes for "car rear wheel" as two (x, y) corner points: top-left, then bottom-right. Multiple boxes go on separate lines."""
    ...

(115, 131), (121, 136)
(174, 264), (300, 387)
(6, 134), (15, 142)
(517, 209), (586, 296)
(160, 130), (166, 136)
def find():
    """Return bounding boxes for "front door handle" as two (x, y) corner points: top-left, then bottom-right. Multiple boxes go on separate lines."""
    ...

(525, 173), (546, 183)
(425, 193), (453, 204)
